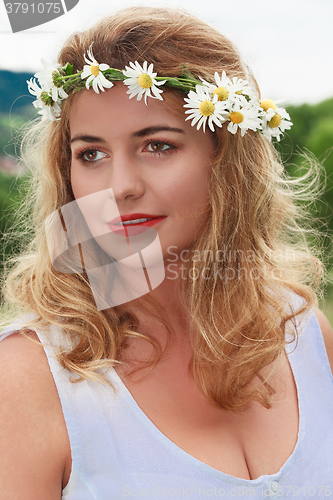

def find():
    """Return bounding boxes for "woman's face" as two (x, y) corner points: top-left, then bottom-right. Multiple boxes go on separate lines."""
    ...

(69, 83), (215, 263)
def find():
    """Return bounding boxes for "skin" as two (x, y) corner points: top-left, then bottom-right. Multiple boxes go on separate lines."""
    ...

(70, 83), (215, 324)
(70, 85), (214, 256)
(0, 85), (333, 496)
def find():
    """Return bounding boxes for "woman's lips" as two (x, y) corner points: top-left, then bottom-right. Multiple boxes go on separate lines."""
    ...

(107, 216), (167, 236)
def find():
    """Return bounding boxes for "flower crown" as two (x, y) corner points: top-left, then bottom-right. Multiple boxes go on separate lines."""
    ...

(27, 42), (292, 141)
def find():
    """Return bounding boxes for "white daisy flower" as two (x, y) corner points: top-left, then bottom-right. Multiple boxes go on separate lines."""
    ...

(228, 75), (256, 100)
(35, 59), (68, 102)
(183, 85), (229, 133)
(227, 98), (262, 137)
(81, 43), (114, 94)
(201, 71), (256, 104)
(260, 99), (293, 142)
(123, 61), (166, 104)
(27, 78), (61, 121)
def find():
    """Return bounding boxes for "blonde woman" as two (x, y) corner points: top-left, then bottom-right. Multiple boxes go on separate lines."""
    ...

(1, 7), (333, 499)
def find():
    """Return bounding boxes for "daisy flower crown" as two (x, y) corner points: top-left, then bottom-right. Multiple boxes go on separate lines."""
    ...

(27, 42), (292, 142)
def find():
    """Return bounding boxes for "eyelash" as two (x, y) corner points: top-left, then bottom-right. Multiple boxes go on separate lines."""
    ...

(74, 148), (108, 166)
(142, 139), (177, 156)
(74, 139), (177, 166)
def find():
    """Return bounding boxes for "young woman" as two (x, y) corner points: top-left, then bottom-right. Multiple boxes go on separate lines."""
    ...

(1, 6), (333, 499)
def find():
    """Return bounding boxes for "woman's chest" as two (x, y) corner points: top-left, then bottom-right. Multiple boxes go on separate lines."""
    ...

(116, 352), (299, 481)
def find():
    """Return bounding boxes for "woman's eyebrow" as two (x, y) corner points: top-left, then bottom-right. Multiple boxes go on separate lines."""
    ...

(70, 135), (107, 144)
(132, 126), (185, 137)
(70, 127), (185, 144)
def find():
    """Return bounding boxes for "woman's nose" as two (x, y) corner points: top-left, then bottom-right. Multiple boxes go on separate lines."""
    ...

(108, 153), (145, 202)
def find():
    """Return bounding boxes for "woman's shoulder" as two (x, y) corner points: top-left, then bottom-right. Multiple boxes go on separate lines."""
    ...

(0, 328), (55, 392)
(313, 307), (333, 376)
(0, 328), (55, 395)
(0, 330), (70, 498)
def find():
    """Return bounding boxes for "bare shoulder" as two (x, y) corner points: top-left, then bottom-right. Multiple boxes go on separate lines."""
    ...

(313, 308), (333, 375)
(0, 330), (70, 499)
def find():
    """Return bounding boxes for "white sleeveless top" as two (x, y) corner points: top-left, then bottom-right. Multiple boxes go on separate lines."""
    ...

(1, 309), (333, 499)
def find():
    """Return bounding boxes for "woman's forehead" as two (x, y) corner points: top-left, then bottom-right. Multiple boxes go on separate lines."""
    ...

(69, 84), (192, 138)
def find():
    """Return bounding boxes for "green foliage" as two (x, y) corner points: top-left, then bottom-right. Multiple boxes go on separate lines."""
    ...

(307, 118), (333, 220)
(277, 99), (333, 301)
(0, 112), (28, 158)
(0, 71), (35, 282)
(0, 69), (34, 113)
(0, 171), (26, 274)
(307, 119), (333, 179)
(281, 100), (333, 236)
(0, 69), (36, 158)
(279, 97), (333, 165)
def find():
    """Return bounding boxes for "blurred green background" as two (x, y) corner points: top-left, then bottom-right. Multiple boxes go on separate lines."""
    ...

(1, 70), (333, 322)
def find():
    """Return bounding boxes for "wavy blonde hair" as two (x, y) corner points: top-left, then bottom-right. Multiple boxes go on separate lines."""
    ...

(1, 6), (324, 411)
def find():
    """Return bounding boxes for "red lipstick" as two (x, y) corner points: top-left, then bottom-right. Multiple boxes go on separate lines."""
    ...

(108, 213), (166, 236)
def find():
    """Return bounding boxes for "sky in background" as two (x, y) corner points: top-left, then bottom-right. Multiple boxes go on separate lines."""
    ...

(0, 0), (332, 105)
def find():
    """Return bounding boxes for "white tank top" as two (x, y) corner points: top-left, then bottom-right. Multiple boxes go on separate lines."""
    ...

(1, 309), (333, 499)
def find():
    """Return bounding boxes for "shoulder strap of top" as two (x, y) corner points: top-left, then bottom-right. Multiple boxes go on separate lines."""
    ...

(286, 308), (333, 384)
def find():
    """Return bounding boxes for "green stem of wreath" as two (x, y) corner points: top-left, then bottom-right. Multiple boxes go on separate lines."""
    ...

(56, 70), (204, 94)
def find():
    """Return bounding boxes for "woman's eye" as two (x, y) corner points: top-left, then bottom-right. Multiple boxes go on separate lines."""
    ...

(76, 149), (108, 164)
(145, 141), (175, 154)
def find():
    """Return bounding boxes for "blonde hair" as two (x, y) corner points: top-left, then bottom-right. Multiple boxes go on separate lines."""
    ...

(1, 6), (324, 411)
